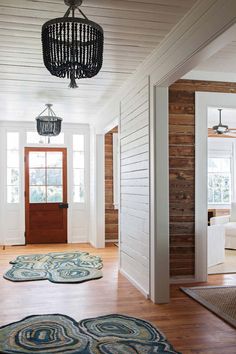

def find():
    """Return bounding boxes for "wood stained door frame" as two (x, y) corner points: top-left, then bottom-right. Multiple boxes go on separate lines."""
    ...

(24, 147), (68, 243)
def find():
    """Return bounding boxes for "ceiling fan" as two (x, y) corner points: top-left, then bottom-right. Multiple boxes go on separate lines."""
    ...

(209, 108), (236, 137)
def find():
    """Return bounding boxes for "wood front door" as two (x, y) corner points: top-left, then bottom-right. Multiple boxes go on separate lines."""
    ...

(25, 147), (68, 244)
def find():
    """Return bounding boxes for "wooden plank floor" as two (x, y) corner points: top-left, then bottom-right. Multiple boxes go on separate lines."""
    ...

(0, 243), (236, 353)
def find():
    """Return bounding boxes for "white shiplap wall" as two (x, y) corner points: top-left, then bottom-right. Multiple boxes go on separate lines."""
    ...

(120, 76), (150, 296)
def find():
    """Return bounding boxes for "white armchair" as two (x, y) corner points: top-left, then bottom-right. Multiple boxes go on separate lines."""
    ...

(208, 225), (225, 267)
(210, 202), (236, 249)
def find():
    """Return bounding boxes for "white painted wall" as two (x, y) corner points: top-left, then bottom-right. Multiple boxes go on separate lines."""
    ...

(119, 76), (150, 297)
(89, 130), (105, 248)
(91, 0), (236, 301)
(0, 121), (90, 246)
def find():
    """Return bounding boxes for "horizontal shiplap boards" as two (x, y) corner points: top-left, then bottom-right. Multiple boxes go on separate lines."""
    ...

(121, 186), (149, 196)
(0, 0), (196, 124)
(121, 252), (149, 294)
(121, 206), (149, 219)
(121, 135), (149, 153)
(121, 160), (149, 173)
(121, 93), (148, 121)
(120, 112), (149, 139)
(121, 143), (149, 159)
(120, 75), (150, 296)
(121, 126), (149, 145)
(121, 151), (148, 166)
(121, 169), (149, 180)
(121, 200), (149, 212)
(121, 178), (149, 187)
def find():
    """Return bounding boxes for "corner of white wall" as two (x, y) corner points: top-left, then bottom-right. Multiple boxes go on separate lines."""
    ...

(89, 127), (105, 248)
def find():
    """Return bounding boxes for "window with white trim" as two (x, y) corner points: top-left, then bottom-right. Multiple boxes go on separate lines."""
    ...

(7, 132), (20, 203)
(73, 135), (85, 203)
(208, 157), (231, 204)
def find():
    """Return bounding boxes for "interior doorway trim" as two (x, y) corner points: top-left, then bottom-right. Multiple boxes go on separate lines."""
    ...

(195, 91), (236, 281)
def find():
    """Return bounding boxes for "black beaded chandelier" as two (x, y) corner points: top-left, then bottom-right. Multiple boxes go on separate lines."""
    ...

(36, 104), (62, 137)
(42, 0), (104, 88)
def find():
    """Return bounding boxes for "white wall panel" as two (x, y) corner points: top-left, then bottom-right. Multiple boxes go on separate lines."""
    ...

(120, 77), (150, 296)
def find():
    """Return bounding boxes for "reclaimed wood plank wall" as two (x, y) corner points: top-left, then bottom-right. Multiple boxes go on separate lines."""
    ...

(105, 127), (119, 241)
(169, 79), (236, 277)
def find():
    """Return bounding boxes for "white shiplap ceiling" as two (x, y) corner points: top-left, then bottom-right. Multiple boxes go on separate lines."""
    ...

(0, 0), (197, 123)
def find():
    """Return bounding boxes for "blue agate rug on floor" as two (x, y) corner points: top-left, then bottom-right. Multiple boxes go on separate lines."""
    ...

(0, 314), (181, 353)
(4, 251), (103, 283)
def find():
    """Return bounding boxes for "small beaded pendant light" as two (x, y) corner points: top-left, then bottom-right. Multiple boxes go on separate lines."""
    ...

(36, 104), (62, 139)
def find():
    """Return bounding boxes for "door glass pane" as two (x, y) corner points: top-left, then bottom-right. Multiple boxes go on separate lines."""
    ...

(73, 152), (84, 168)
(7, 168), (19, 185)
(47, 169), (62, 186)
(7, 151), (19, 167)
(30, 186), (46, 203)
(47, 152), (62, 168)
(7, 132), (19, 150)
(73, 135), (84, 151)
(28, 150), (65, 204)
(73, 185), (85, 203)
(7, 186), (19, 203)
(47, 186), (63, 202)
(29, 169), (46, 186)
(29, 152), (45, 168)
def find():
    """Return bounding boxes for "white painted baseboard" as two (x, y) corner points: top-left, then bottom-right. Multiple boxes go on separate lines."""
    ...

(3, 238), (25, 246)
(170, 276), (200, 284)
(69, 237), (88, 244)
(120, 268), (149, 299)
(105, 239), (118, 243)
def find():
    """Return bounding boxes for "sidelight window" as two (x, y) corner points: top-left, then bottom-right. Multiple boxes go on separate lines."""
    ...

(73, 135), (85, 203)
(7, 132), (20, 203)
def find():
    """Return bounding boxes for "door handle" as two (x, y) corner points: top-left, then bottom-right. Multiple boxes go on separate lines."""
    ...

(59, 203), (69, 209)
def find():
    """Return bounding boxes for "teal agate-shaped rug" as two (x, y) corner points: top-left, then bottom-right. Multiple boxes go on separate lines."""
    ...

(4, 251), (103, 284)
(0, 314), (181, 353)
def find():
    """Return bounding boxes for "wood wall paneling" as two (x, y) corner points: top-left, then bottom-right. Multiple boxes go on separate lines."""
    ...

(105, 127), (118, 241)
(169, 79), (236, 277)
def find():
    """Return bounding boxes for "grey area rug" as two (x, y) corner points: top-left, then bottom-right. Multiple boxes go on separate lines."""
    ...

(0, 313), (181, 353)
(181, 285), (236, 328)
(4, 251), (103, 284)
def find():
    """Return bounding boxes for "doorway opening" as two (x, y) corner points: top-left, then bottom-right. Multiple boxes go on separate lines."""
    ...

(104, 127), (119, 247)
(25, 147), (68, 244)
(207, 108), (236, 275)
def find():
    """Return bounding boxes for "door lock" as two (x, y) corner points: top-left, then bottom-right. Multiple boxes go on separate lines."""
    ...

(59, 203), (69, 209)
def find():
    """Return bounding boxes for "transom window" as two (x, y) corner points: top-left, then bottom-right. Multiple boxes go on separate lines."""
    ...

(29, 151), (63, 203)
(27, 132), (64, 145)
(208, 157), (231, 204)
